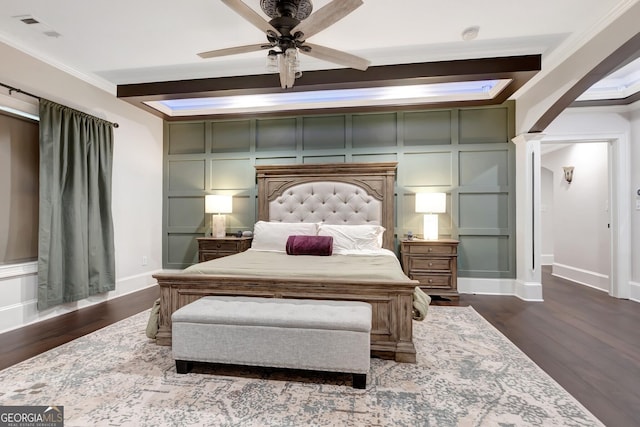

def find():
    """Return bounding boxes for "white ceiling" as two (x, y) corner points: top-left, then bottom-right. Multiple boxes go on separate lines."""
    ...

(0, 0), (634, 95)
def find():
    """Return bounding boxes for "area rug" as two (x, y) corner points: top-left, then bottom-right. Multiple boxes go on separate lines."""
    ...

(0, 306), (602, 427)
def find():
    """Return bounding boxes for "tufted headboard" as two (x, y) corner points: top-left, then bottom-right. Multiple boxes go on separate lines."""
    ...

(255, 162), (397, 251)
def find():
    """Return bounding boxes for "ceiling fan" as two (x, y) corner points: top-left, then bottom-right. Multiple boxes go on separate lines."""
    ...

(198, 0), (370, 89)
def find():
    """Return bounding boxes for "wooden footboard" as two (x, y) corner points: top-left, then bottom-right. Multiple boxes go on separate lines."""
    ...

(152, 273), (418, 363)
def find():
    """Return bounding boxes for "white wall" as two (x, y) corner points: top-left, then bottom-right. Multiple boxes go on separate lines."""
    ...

(541, 143), (611, 291)
(0, 41), (164, 333)
(544, 105), (638, 301)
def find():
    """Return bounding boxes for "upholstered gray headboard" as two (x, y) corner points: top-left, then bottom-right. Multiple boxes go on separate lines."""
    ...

(255, 162), (397, 250)
(269, 181), (382, 225)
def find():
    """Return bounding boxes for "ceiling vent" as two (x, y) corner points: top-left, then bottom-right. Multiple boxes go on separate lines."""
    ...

(20, 17), (40, 25)
(13, 15), (61, 38)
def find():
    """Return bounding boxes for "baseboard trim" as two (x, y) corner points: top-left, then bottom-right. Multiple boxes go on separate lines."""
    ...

(630, 281), (640, 303)
(458, 277), (543, 301)
(540, 254), (554, 266)
(0, 270), (161, 335)
(551, 263), (609, 292)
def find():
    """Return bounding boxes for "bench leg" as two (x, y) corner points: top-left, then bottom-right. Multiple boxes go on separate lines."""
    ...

(352, 373), (366, 389)
(175, 360), (193, 374)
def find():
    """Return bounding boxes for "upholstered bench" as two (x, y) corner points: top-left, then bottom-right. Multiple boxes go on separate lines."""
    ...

(171, 296), (372, 389)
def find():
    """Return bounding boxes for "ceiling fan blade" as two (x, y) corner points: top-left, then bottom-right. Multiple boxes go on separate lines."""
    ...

(292, 0), (363, 40)
(221, 0), (281, 36)
(198, 43), (268, 59)
(278, 56), (295, 89)
(301, 43), (370, 71)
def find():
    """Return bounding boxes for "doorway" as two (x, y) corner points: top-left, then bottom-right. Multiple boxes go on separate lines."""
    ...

(540, 140), (613, 294)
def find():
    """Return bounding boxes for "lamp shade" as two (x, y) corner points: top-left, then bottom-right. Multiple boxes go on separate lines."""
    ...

(205, 195), (232, 214)
(415, 193), (446, 213)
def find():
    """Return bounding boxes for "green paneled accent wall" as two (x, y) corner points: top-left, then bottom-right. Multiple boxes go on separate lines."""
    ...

(212, 120), (251, 152)
(163, 102), (516, 279)
(302, 115), (346, 150)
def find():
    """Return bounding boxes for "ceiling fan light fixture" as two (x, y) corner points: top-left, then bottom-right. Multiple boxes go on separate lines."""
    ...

(285, 48), (298, 65)
(266, 50), (279, 72)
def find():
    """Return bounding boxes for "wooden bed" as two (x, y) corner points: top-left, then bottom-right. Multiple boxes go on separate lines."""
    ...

(153, 162), (418, 363)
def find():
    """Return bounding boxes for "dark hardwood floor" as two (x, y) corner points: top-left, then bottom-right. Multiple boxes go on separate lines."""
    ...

(0, 286), (159, 372)
(458, 266), (640, 427)
(1, 267), (638, 426)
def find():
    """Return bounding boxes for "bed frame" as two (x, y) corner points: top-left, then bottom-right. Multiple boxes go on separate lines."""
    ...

(153, 162), (418, 363)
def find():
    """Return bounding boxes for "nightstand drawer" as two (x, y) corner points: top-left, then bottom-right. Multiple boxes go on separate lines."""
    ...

(198, 240), (240, 251)
(197, 237), (253, 263)
(405, 244), (456, 255)
(409, 257), (451, 271)
(410, 273), (452, 289)
(200, 251), (236, 262)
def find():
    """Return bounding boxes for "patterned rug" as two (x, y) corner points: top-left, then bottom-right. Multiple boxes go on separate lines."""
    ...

(0, 306), (603, 427)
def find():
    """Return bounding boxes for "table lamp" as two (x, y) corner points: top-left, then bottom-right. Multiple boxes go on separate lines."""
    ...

(415, 193), (446, 240)
(205, 195), (232, 238)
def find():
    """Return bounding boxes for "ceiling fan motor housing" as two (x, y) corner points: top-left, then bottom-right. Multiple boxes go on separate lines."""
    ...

(260, 0), (313, 20)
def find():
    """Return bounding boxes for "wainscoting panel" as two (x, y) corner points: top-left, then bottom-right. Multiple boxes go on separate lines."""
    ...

(166, 234), (199, 267)
(167, 122), (205, 154)
(167, 159), (205, 191)
(167, 197), (204, 229)
(256, 118), (297, 152)
(459, 235), (512, 278)
(404, 110), (452, 146)
(459, 150), (509, 187)
(459, 193), (509, 229)
(352, 113), (397, 148)
(162, 102), (516, 280)
(459, 108), (509, 144)
(401, 152), (453, 187)
(302, 115), (346, 150)
(212, 120), (251, 153)
(209, 158), (253, 190)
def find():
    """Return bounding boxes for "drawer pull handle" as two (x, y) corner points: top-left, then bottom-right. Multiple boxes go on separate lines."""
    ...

(216, 243), (222, 248)
(428, 248), (433, 252)
(428, 279), (433, 283)
(428, 262), (433, 267)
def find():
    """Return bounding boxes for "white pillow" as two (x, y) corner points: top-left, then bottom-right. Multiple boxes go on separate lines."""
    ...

(251, 221), (318, 252)
(317, 224), (385, 253)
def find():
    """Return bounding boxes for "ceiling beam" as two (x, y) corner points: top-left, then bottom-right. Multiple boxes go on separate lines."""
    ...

(117, 55), (541, 120)
(530, 32), (640, 132)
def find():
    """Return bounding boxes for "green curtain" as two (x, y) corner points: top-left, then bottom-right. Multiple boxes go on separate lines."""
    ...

(37, 99), (115, 310)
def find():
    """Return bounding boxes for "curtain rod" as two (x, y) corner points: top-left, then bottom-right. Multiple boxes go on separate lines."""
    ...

(0, 81), (119, 128)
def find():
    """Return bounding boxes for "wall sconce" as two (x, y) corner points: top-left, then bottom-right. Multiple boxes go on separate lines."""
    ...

(415, 193), (446, 240)
(562, 166), (574, 183)
(205, 195), (232, 238)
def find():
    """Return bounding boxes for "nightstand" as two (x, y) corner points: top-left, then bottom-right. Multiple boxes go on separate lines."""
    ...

(197, 236), (252, 262)
(400, 238), (459, 298)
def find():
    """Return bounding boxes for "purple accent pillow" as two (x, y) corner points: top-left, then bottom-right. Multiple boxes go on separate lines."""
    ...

(286, 235), (333, 256)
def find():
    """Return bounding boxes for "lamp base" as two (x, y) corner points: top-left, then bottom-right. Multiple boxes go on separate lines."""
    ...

(211, 214), (226, 238)
(423, 214), (439, 240)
